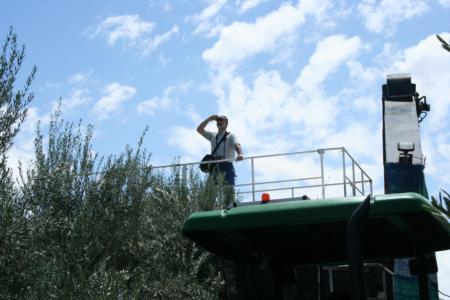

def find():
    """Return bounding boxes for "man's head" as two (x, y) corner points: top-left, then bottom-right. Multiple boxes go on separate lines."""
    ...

(216, 115), (228, 131)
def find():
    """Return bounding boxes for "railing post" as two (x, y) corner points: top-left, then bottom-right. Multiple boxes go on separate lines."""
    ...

(342, 149), (347, 197)
(352, 159), (356, 196)
(251, 158), (255, 202)
(361, 170), (365, 195)
(319, 149), (325, 198)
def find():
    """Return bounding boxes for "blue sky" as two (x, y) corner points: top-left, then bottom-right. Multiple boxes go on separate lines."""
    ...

(2, 0), (450, 293)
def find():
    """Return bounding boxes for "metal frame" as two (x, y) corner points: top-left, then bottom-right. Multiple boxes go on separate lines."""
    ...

(324, 263), (393, 297)
(152, 147), (373, 201)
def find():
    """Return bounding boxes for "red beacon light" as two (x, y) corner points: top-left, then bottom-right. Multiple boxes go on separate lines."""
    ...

(261, 193), (270, 203)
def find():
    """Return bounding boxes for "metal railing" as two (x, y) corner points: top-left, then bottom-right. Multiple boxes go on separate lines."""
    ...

(152, 147), (373, 202)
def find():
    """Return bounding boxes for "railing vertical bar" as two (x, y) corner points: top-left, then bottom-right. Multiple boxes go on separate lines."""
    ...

(251, 158), (255, 202)
(342, 149), (347, 197)
(291, 188), (295, 198)
(352, 159), (356, 196)
(361, 169), (365, 195)
(319, 150), (325, 198)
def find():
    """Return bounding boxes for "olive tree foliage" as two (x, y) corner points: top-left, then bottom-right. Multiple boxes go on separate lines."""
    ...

(0, 28), (36, 299)
(0, 29), (227, 299)
(2, 108), (225, 299)
(436, 34), (450, 53)
(431, 188), (450, 218)
(0, 27), (36, 177)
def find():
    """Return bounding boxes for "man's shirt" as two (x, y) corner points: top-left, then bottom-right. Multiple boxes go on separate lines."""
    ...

(201, 131), (239, 160)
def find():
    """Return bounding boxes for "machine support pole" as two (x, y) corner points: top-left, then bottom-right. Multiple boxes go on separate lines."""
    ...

(417, 255), (430, 300)
(347, 194), (371, 300)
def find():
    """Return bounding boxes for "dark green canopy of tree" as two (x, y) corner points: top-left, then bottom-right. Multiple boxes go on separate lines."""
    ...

(431, 189), (450, 218)
(0, 28), (232, 299)
(436, 34), (450, 53)
(0, 27), (36, 168)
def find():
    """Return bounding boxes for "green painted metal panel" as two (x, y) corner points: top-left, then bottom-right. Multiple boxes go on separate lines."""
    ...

(182, 193), (450, 266)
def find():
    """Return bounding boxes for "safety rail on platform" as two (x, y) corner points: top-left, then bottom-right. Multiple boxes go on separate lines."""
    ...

(152, 147), (373, 202)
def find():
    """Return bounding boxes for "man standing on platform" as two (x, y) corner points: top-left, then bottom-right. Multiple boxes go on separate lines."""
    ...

(197, 114), (244, 205)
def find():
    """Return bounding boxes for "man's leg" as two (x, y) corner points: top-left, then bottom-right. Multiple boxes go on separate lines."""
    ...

(219, 162), (236, 207)
(204, 164), (222, 209)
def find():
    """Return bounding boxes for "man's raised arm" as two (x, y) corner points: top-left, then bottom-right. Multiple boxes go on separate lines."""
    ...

(197, 115), (217, 135)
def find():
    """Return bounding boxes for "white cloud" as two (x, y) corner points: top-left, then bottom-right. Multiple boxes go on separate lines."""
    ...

(158, 54), (171, 66)
(61, 89), (92, 111)
(89, 15), (154, 46)
(390, 33), (450, 130)
(44, 72), (97, 113)
(170, 69), (341, 162)
(141, 25), (179, 56)
(167, 126), (209, 161)
(137, 81), (191, 116)
(188, 0), (227, 36)
(358, 0), (429, 34)
(69, 73), (89, 84)
(296, 35), (362, 91)
(423, 132), (450, 186)
(40, 81), (61, 91)
(226, 72), (290, 130)
(8, 140), (35, 181)
(148, 0), (172, 11)
(93, 83), (136, 120)
(137, 98), (159, 116)
(186, 104), (202, 124)
(7, 107), (51, 180)
(347, 61), (380, 85)
(166, 71), (292, 164)
(202, 1), (319, 67)
(376, 43), (403, 64)
(175, 33), (367, 163)
(193, 0), (228, 22)
(387, 33), (450, 226)
(309, 0), (349, 30)
(237, 0), (268, 13)
(167, 68), (381, 202)
(438, 0), (450, 7)
(421, 134), (437, 176)
(168, 27), (385, 202)
(326, 123), (381, 161)
(88, 15), (178, 56)
(22, 107), (51, 136)
(352, 96), (378, 115)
